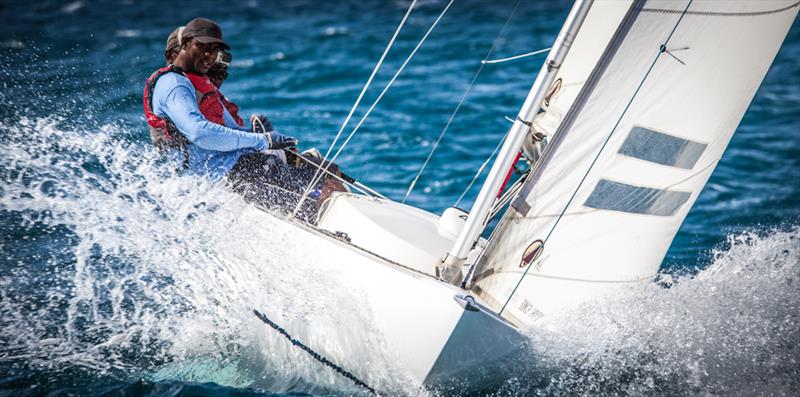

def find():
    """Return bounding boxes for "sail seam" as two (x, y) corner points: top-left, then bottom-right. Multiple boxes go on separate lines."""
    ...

(500, 0), (695, 314)
(641, 1), (799, 17)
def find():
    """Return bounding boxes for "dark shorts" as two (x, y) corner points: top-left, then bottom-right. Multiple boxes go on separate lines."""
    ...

(227, 152), (321, 221)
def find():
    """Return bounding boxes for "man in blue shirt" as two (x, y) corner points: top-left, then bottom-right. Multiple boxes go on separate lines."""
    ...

(147, 18), (297, 181)
(147, 18), (341, 220)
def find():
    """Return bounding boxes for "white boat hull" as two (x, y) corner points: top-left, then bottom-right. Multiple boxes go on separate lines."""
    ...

(241, 203), (526, 390)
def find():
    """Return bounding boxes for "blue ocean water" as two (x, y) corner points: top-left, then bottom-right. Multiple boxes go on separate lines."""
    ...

(0, 0), (798, 396)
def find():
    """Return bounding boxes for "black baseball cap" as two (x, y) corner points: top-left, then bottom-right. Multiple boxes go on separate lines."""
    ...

(181, 18), (230, 50)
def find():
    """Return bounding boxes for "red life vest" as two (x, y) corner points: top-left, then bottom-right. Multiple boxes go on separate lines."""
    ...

(184, 73), (245, 128)
(221, 95), (245, 127)
(185, 73), (227, 126)
(143, 65), (191, 150)
(183, 73), (247, 128)
(143, 66), (246, 167)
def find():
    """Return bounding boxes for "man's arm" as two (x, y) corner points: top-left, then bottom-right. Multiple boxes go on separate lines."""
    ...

(160, 79), (268, 152)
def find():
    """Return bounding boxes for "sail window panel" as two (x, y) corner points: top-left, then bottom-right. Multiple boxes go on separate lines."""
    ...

(618, 126), (707, 169)
(584, 179), (691, 216)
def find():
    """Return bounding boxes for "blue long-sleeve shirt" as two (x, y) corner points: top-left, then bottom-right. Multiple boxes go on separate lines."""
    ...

(151, 72), (268, 179)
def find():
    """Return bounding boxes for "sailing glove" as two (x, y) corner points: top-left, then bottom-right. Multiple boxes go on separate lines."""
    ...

(266, 131), (298, 150)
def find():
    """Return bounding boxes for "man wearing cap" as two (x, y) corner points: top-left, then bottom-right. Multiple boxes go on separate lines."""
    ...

(144, 18), (299, 187)
(163, 26), (253, 133)
(146, 18), (344, 219)
(164, 26), (181, 65)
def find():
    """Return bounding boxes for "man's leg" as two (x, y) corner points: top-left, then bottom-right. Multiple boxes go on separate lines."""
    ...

(285, 151), (348, 204)
(227, 152), (320, 221)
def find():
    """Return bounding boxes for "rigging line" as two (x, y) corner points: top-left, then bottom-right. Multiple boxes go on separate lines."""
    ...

(328, 0), (455, 166)
(499, 0), (695, 315)
(295, 0), (456, 215)
(252, 117), (385, 198)
(252, 309), (378, 395)
(292, 0), (418, 215)
(481, 47), (551, 64)
(490, 172), (527, 219)
(454, 126), (511, 208)
(287, 149), (387, 198)
(402, 0), (523, 203)
(641, 0), (799, 17)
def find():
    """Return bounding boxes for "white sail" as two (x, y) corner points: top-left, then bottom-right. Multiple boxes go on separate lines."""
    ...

(527, 1), (633, 142)
(471, 0), (799, 326)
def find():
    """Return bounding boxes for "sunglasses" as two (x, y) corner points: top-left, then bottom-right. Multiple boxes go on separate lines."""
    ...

(215, 51), (232, 66)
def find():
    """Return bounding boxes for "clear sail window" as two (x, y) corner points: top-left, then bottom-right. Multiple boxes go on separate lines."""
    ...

(618, 126), (707, 169)
(584, 179), (691, 216)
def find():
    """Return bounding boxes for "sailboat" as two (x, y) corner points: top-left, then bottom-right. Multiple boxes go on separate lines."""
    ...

(243, 0), (799, 392)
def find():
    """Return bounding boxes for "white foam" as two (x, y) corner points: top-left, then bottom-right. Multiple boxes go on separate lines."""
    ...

(0, 116), (796, 396)
(0, 116), (420, 395)
(512, 228), (800, 395)
(61, 1), (84, 14)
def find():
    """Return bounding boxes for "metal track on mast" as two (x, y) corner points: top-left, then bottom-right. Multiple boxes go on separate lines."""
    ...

(437, 0), (594, 284)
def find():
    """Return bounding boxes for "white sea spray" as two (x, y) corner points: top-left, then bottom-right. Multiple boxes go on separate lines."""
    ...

(0, 116), (797, 396)
(502, 228), (799, 396)
(0, 117), (422, 396)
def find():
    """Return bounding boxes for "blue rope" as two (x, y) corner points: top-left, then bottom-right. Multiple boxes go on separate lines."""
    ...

(499, 0), (695, 315)
(252, 309), (378, 395)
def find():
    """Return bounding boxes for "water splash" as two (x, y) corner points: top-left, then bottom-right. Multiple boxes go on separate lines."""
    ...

(499, 227), (799, 396)
(0, 116), (798, 396)
(0, 116), (417, 395)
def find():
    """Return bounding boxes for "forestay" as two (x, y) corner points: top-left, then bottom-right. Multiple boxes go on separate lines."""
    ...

(470, 0), (799, 327)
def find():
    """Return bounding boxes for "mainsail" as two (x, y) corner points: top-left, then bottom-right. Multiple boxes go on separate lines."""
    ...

(471, 0), (799, 326)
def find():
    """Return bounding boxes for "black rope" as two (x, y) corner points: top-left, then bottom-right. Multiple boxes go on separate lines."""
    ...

(252, 309), (378, 395)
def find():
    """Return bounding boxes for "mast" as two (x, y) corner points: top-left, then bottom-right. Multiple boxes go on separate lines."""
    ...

(438, 0), (594, 284)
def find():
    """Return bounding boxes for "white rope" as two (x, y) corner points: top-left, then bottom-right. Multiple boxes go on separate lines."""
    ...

(402, 0), (521, 203)
(454, 125), (510, 208)
(320, 0), (454, 175)
(481, 47), (550, 64)
(292, 0), (418, 215)
(253, 115), (385, 198)
(294, 0), (455, 214)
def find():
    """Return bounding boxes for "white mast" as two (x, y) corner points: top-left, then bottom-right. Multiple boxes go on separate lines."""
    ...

(438, 0), (594, 283)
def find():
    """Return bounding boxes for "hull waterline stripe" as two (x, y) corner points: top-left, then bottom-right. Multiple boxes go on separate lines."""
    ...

(252, 309), (378, 395)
